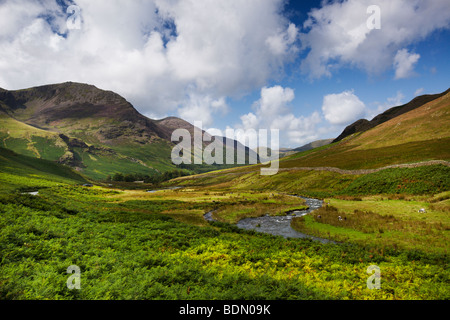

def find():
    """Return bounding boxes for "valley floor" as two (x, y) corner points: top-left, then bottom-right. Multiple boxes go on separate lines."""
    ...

(0, 176), (448, 300)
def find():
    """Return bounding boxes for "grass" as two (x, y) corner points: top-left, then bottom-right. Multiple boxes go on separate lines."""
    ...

(340, 165), (450, 195)
(0, 147), (88, 192)
(0, 92), (449, 300)
(280, 138), (450, 170)
(291, 196), (450, 254)
(0, 184), (448, 300)
(168, 164), (450, 201)
(108, 189), (308, 224)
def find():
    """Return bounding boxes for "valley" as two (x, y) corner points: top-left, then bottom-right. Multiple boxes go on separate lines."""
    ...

(0, 84), (449, 300)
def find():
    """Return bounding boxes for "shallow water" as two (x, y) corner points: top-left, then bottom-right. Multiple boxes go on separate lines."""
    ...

(22, 191), (39, 196)
(205, 197), (334, 243)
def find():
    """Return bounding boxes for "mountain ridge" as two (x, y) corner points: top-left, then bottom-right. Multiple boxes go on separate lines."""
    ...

(0, 82), (255, 179)
(333, 88), (450, 143)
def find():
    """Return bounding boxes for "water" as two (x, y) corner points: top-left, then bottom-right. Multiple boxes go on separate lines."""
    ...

(22, 191), (39, 196)
(204, 197), (334, 243)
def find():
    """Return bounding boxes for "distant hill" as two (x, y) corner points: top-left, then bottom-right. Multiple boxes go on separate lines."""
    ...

(264, 139), (334, 159)
(294, 139), (334, 152)
(280, 88), (450, 170)
(0, 82), (256, 179)
(333, 88), (450, 142)
(157, 116), (259, 164)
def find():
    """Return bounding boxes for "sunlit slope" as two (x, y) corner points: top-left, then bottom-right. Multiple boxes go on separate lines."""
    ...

(0, 82), (258, 180)
(348, 90), (450, 149)
(0, 114), (68, 160)
(0, 83), (176, 179)
(280, 91), (450, 170)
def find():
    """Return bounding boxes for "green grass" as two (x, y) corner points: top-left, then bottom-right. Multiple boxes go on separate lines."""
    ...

(169, 164), (450, 199)
(75, 148), (160, 181)
(0, 147), (88, 192)
(31, 136), (66, 161)
(291, 196), (450, 254)
(340, 165), (450, 195)
(0, 185), (448, 300)
(280, 138), (450, 170)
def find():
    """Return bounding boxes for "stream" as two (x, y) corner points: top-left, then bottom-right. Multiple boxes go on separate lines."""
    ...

(204, 197), (334, 244)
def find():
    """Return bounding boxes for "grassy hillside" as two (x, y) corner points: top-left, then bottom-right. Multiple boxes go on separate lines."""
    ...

(0, 147), (88, 192)
(0, 83), (262, 180)
(347, 90), (450, 150)
(0, 115), (67, 160)
(333, 88), (450, 142)
(165, 90), (450, 197)
(279, 91), (450, 170)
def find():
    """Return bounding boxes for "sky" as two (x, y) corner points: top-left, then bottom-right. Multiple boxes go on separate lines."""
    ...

(0, 0), (449, 148)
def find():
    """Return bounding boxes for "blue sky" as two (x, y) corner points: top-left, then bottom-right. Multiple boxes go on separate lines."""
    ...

(0, 0), (449, 148)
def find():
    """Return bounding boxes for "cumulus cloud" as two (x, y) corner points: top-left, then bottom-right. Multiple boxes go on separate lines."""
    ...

(366, 91), (404, 120)
(299, 0), (450, 79)
(322, 90), (366, 125)
(233, 85), (322, 147)
(0, 0), (299, 121)
(177, 94), (229, 128)
(393, 49), (420, 79)
(322, 90), (406, 125)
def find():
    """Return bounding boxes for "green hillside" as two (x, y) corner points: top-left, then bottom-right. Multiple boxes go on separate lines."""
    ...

(166, 89), (450, 197)
(0, 147), (88, 192)
(0, 82), (260, 180)
(0, 83), (180, 180)
(279, 89), (450, 170)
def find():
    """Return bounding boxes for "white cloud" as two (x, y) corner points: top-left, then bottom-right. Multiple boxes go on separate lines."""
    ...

(233, 85), (322, 147)
(322, 90), (366, 125)
(393, 49), (420, 79)
(414, 88), (425, 96)
(0, 0), (298, 120)
(299, 0), (450, 79)
(266, 23), (299, 56)
(240, 112), (260, 130)
(255, 85), (294, 120)
(177, 93), (229, 128)
(366, 91), (404, 120)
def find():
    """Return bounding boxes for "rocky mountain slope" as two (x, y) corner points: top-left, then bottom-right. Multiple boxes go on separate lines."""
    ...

(0, 82), (255, 179)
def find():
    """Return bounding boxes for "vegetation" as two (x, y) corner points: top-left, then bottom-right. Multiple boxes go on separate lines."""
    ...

(0, 88), (448, 300)
(280, 138), (450, 170)
(340, 165), (450, 195)
(291, 197), (450, 254)
(0, 147), (88, 193)
(108, 169), (191, 184)
(0, 185), (448, 300)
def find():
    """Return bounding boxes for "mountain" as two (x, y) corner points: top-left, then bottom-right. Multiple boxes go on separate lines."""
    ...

(168, 87), (449, 197)
(0, 82), (255, 179)
(279, 88), (450, 170)
(156, 116), (259, 164)
(293, 139), (334, 153)
(333, 88), (450, 142)
(257, 139), (334, 160)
